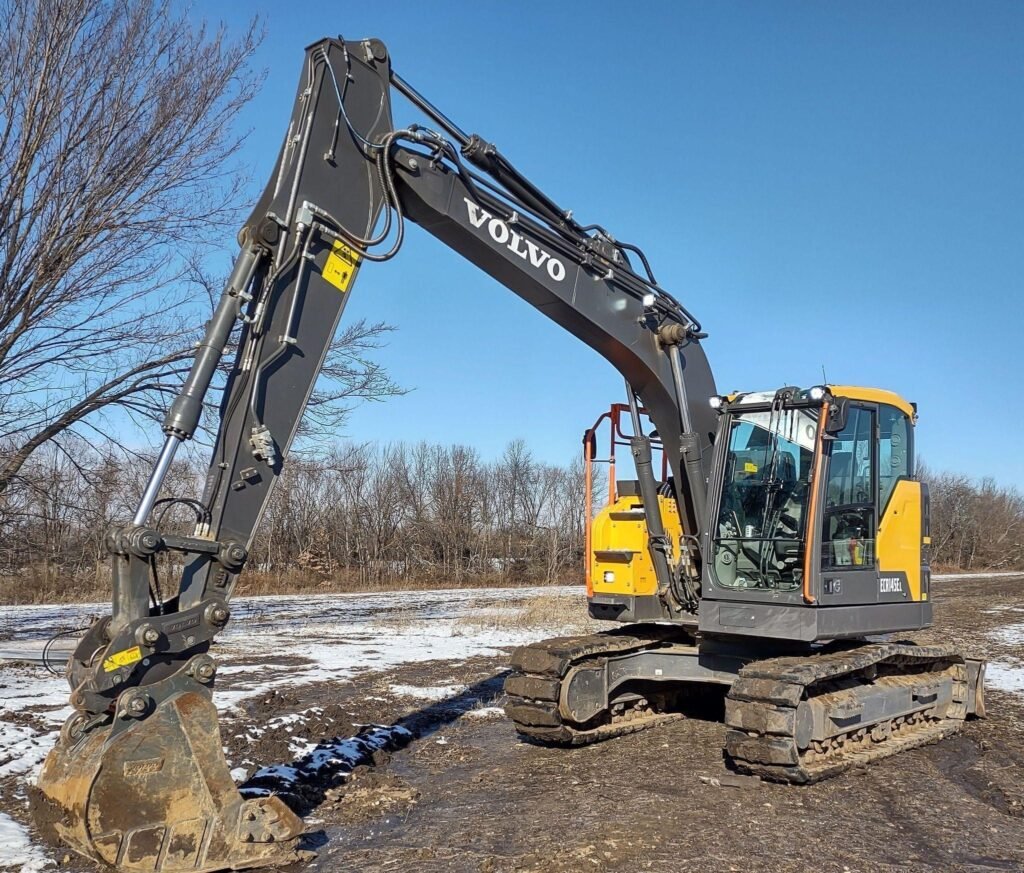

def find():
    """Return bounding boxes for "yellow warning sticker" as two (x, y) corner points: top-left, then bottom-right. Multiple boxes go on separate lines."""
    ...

(103, 645), (142, 673)
(322, 240), (361, 292)
(744, 462), (758, 473)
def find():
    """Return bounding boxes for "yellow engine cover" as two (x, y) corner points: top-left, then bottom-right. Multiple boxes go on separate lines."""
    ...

(590, 493), (683, 597)
(877, 478), (927, 601)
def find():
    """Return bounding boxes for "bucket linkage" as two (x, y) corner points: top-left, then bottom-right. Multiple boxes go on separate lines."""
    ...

(36, 606), (311, 872)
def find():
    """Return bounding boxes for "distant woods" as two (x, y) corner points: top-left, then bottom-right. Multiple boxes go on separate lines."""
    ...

(0, 439), (594, 603)
(920, 467), (1024, 575)
(0, 440), (1021, 604)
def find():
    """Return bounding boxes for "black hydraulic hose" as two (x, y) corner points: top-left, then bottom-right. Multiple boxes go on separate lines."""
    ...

(343, 61), (704, 335)
(43, 625), (93, 676)
(615, 241), (660, 287)
(320, 43), (393, 155)
(457, 158), (703, 326)
(390, 72), (690, 313)
(452, 133), (702, 328)
(390, 69), (471, 147)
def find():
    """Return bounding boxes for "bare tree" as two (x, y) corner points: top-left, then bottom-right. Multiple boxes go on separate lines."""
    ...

(0, 0), (264, 493)
(299, 320), (405, 438)
(5, 437), (1022, 604)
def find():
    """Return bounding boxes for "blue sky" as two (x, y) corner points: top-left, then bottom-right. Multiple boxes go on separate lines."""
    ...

(207, 1), (1023, 485)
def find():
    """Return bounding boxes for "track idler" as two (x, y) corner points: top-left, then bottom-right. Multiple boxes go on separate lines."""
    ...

(36, 682), (310, 872)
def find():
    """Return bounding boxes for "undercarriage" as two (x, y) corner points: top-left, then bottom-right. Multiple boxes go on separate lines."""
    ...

(504, 629), (986, 783)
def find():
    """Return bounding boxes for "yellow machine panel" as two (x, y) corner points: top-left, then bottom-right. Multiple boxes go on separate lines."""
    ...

(829, 385), (916, 419)
(590, 493), (682, 598)
(877, 479), (926, 601)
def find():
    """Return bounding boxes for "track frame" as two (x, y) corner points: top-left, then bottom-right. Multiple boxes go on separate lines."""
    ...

(504, 631), (986, 783)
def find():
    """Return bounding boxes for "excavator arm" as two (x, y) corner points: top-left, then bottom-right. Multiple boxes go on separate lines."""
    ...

(37, 35), (717, 872)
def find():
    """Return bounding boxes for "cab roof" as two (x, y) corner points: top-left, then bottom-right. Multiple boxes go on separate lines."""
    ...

(828, 385), (916, 420)
(724, 385), (916, 420)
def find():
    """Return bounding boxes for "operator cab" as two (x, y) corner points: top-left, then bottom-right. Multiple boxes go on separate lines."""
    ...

(700, 385), (928, 642)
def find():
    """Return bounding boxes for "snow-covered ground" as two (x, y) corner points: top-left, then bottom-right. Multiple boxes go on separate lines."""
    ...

(0, 812), (52, 873)
(0, 585), (583, 871)
(1, 577), (1022, 871)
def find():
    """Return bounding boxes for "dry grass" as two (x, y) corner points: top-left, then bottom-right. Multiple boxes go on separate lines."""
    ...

(452, 592), (601, 637)
(0, 568), (109, 605)
(231, 569), (578, 598)
(0, 567), (581, 606)
(8, 559), (1014, 608)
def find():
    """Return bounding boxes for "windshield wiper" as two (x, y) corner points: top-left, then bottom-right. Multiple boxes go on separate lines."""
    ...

(757, 393), (789, 580)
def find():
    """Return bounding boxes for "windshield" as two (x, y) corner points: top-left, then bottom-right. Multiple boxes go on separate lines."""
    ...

(712, 406), (819, 591)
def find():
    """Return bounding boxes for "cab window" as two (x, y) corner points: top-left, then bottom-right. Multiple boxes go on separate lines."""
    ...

(711, 407), (818, 590)
(823, 405), (875, 569)
(878, 403), (912, 511)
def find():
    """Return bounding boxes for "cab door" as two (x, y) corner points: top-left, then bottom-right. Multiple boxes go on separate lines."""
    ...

(876, 403), (926, 603)
(818, 404), (880, 605)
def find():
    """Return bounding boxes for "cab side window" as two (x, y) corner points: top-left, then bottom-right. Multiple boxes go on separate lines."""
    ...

(878, 403), (912, 511)
(823, 405), (876, 568)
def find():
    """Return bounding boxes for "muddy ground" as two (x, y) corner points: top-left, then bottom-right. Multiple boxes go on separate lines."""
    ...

(6, 576), (1024, 872)
(231, 576), (1024, 873)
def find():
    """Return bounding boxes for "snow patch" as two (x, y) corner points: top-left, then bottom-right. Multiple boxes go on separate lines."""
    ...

(242, 707), (325, 744)
(0, 667), (71, 722)
(388, 683), (466, 701)
(0, 812), (53, 871)
(465, 706), (505, 719)
(240, 724), (412, 797)
(990, 623), (1024, 647)
(986, 661), (1024, 695)
(0, 722), (58, 779)
(210, 616), (554, 712)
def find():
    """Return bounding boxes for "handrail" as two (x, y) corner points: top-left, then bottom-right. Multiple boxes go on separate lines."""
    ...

(582, 402), (667, 591)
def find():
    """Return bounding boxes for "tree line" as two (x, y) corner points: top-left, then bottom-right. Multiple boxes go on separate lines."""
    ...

(0, 439), (594, 602)
(1, 440), (1021, 604)
(921, 466), (1024, 573)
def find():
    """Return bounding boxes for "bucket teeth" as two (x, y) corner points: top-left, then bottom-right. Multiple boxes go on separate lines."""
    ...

(36, 689), (311, 872)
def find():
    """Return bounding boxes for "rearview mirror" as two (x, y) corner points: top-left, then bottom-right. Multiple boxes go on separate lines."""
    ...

(825, 397), (849, 435)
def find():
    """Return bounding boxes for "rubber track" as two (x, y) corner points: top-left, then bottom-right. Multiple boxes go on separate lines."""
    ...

(724, 642), (969, 784)
(503, 625), (685, 745)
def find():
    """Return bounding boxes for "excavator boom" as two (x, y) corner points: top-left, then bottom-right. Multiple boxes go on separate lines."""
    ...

(36, 35), (717, 871)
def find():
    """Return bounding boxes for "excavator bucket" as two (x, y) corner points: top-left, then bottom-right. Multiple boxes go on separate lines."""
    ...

(36, 690), (310, 872)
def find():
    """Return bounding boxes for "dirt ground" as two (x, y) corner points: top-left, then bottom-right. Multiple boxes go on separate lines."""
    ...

(8, 576), (1024, 872)
(241, 576), (1024, 873)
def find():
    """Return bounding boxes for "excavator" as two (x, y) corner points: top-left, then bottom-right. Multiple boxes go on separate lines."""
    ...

(35, 34), (986, 872)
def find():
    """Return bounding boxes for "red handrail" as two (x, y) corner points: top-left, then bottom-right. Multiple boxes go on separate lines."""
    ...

(582, 403), (666, 593)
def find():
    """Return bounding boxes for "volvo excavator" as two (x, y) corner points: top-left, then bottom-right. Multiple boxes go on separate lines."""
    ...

(35, 34), (986, 872)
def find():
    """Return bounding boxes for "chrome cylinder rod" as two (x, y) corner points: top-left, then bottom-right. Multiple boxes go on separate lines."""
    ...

(132, 435), (181, 526)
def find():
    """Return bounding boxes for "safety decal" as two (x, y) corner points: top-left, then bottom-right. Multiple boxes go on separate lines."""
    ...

(322, 239), (361, 292)
(744, 462), (758, 473)
(103, 645), (142, 673)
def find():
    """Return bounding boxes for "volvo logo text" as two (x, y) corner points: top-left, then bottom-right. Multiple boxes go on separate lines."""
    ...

(464, 198), (567, 282)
